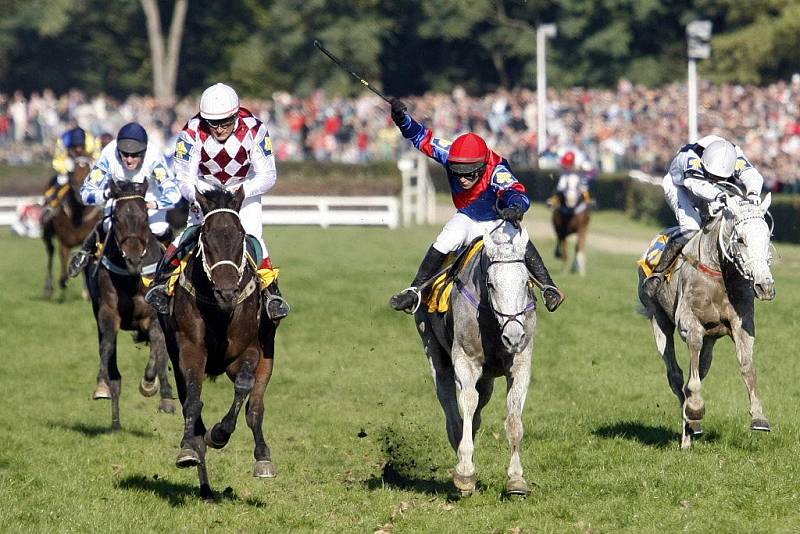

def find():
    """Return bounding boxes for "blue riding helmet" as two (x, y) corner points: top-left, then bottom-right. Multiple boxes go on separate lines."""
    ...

(117, 122), (148, 154)
(63, 127), (86, 149)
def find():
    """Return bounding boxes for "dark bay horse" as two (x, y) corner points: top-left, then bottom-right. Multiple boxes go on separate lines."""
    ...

(42, 156), (101, 298)
(85, 180), (175, 431)
(159, 187), (278, 500)
(638, 189), (775, 449)
(415, 222), (537, 496)
(551, 172), (591, 276)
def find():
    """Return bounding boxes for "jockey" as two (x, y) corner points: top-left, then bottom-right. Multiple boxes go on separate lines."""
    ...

(388, 98), (564, 313)
(68, 122), (181, 277)
(144, 82), (290, 321)
(551, 150), (593, 208)
(41, 126), (101, 223)
(642, 134), (765, 297)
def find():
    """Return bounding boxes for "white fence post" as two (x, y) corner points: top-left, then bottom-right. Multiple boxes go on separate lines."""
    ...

(399, 151), (436, 227)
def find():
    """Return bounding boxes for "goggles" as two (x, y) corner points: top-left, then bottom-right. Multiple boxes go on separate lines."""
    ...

(205, 115), (237, 129)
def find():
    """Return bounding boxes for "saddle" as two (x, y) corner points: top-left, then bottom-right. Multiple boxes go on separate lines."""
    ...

(424, 238), (485, 313)
(637, 227), (684, 278)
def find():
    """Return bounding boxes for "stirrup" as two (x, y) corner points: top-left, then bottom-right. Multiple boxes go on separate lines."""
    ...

(264, 294), (291, 320)
(145, 284), (170, 314)
(391, 287), (422, 315)
(541, 285), (564, 312)
(68, 251), (91, 278)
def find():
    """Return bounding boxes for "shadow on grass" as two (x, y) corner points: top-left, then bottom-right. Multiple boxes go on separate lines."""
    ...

(594, 420), (721, 448)
(47, 420), (151, 438)
(116, 474), (267, 507)
(363, 426), (458, 499)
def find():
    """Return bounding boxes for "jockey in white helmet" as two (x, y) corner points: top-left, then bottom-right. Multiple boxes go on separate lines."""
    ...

(642, 134), (765, 298)
(145, 83), (290, 320)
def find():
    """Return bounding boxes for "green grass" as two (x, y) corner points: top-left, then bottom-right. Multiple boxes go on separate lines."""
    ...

(1, 212), (799, 533)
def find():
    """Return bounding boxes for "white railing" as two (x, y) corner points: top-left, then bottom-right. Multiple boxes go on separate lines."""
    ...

(0, 195), (400, 229)
(399, 151), (436, 226)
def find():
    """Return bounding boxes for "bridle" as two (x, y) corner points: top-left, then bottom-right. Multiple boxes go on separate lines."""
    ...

(198, 208), (248, 285)
(718, 204), (773, 281)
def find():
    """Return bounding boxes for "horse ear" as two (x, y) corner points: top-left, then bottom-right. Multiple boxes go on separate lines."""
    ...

(195, 187), (209, 214)
(233, 186), (245, 211)
(515, 227), (529, 255)
(482, 228), (495, 253)
(136, 180), (149, 196)
(760, 192), (772, 212)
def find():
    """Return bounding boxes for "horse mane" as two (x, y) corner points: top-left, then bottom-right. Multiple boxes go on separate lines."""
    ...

(200, 188), (237, 211)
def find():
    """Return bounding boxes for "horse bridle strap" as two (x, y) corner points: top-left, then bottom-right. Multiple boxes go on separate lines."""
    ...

(681, 254), (723, 278)
(177, 271), (258, 307)
(199, 208), (247, 282)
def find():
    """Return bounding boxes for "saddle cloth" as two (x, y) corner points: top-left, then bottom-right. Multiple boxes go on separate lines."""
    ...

(424, 240), (485, 313)
(637, 227), (683, 277)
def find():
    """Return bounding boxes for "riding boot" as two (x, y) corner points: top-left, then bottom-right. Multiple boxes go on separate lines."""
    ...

(144, 226), (199, 314)
(390, 245), (448, 312)
(524, 241), (565, 312)
(68, 223), (104, 277)
(642, 232), (694, 298)
(155, 227), (174, 250)
(262, 280), (291, 321)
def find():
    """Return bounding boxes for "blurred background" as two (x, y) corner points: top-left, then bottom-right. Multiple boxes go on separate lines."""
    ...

(2, 0), (800, 192)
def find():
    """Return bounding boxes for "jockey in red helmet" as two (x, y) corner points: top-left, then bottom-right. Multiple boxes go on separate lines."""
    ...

(387, 98), (564, 313)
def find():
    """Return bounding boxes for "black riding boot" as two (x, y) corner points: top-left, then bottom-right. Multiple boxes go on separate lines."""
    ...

(68, 226), (101, 277)
(263, 280), (290, 321)
(156, 228), (174, 250)
(144, 226), (199, 314)
(390, 245), (448, 312)
(642, 232), (694, 299)
(524, 241), (565, 312)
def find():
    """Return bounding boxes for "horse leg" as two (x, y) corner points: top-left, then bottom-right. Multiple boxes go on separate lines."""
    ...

(573, 225), (587, 276)
(451, 347), (482, 493)
(94, 306), (122, 430)
(731, 323), (770, 431)
(246, 354), (276, 478)
(175, 345), (208, 469)
(144, 320), (175, 413)
(421, 325), (462, 451)
(206, 348), (259, 449)
(680, 321), (706, 450)
(650, 313), (694, 447)
(43, 231), (54, 299)
(473, 375), (494, 440)
(504, 349), (532, 496)
(58, 242), (70, 293)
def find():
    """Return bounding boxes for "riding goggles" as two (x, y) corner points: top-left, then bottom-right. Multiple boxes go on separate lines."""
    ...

(451, 162), (487, 182)
(205, 115), (237, 129)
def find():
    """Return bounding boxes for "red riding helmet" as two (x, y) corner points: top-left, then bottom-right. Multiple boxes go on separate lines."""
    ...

(560, 151), (576, 169)
(448, 133), (489, 174)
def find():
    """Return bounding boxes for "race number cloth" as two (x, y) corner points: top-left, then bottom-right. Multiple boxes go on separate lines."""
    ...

(425, 240), (485, 313)
(638, 227), (684, 278)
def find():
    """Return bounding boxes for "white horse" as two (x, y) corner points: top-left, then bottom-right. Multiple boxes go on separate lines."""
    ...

(638, 187), (775, 449)
(415, 222), (537, 495)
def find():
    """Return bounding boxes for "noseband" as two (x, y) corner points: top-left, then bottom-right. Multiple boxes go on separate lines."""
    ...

(198, 208), (247, 284)
(111, 194), (149, 256)
(484, 257), (536, 333)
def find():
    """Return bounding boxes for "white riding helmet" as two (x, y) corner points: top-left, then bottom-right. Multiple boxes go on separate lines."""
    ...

(199, 83), (239, 120)
(701, 139), (737, 180)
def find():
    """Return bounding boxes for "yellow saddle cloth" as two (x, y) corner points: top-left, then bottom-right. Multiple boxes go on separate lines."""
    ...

(424, 240), (485, 313)
(637, 228), (683, 278)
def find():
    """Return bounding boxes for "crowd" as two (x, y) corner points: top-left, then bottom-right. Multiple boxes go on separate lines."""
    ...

(2, 76), (800, 192)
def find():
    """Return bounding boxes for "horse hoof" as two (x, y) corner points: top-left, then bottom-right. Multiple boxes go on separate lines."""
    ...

(139, 376), (159, 397)
(253, 460), (277, 478)
(686, 420), (704, 437)
(159, 398), (176, 414)
(506, 477), (530, 496)
(453, 472), (477, 493)
(176, 448), (201, 468)
(751, 419), (771, 432)
(204, 428), (228, 449)
(93, 381), (111, 400)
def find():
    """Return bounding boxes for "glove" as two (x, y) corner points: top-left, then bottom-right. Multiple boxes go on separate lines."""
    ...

(708, 194), (725, 216)
(56, 174), (69, 186)
(746, 191), (761, 205)
(64, 158), (75, 173)
(499, 206), (524, 222)
(390, 98), (407, 127)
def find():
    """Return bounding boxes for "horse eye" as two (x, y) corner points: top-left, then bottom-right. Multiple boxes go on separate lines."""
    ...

(737, 236), (746, 245)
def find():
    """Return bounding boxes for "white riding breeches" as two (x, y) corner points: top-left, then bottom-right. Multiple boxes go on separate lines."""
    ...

(433, 212), (504, 254)
(187, 194), (269, 256)
(101, 192), (170, 238)
(662, 174), (702, 232)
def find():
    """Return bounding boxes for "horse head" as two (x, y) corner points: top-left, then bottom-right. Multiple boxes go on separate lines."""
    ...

(718, 190), (775, 301)
(561, 172), (584, 209)
(482, 223), (534, 353)
(195, 187), (247, 311)
(70, 156), (93, 194)
(109, 179), (150, 274)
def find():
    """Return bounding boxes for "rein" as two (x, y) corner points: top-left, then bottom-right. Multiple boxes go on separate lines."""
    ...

(199, 208), (248, 283)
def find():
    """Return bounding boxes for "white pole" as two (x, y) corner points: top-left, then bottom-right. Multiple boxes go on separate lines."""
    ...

(688, 58), (698, 141)
(537, 28), (547, 156)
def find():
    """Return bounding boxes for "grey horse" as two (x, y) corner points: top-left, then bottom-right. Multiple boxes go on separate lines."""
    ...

(638, 188), (775, 449)
(414, 221), (537, 495)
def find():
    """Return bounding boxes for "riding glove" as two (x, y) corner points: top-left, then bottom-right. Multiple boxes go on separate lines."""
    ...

(390, 98), (407, 127)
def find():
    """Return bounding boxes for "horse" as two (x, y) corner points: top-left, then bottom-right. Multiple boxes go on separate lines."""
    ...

(414, 221), (537, 495)
(159, 187), (278, 500)
(42, 156), (102, 299)
(84, 179), (175, 431)
(551, 172), (591, 276)
(638, 186), (775, 450)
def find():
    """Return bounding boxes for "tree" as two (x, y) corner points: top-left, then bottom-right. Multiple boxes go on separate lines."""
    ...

(140, 0), (188, 104)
